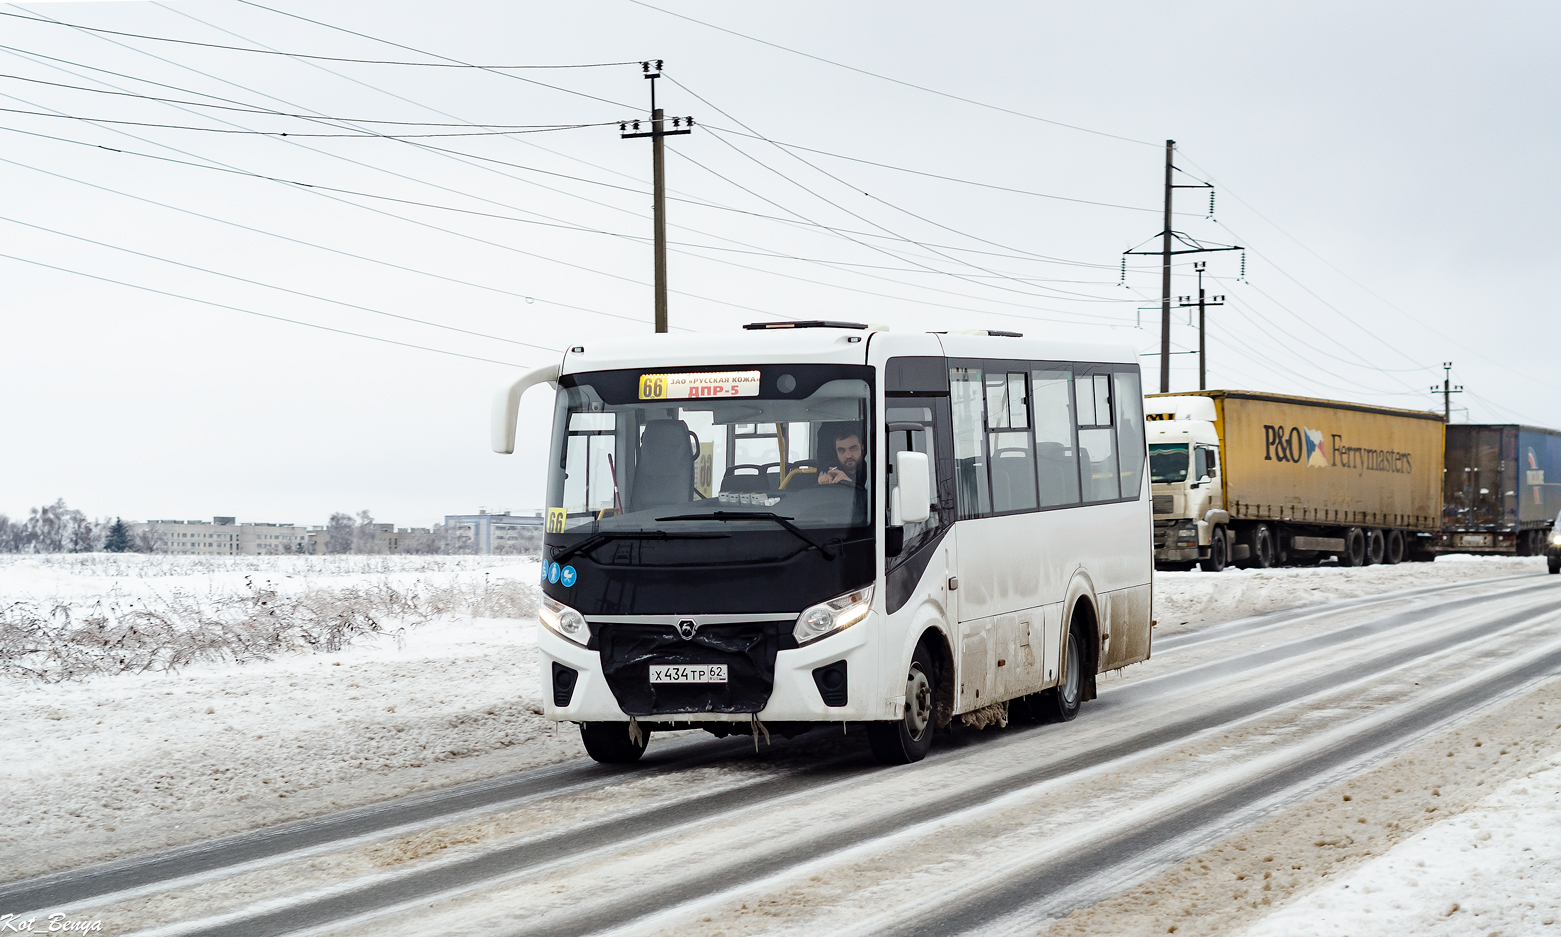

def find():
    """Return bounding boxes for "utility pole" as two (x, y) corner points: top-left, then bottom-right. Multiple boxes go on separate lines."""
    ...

(1432, 362), (1463, 422)
(1177, 262), (1225, 390)
(620, 60), (692, 333)
(1125, 141), (1240, 393)
(1159, 140), (1174, 394)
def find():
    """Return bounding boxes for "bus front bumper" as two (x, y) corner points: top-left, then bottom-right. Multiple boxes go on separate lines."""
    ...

(537, 615), (879, 724)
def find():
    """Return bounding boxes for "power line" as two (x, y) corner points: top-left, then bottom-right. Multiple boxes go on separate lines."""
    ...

(622, 0), (1156, 148)
(0, 10), (636, 70)
(6, 9), (1136, 327)
(0, 147), (668, 331)
(704, 124), (1178, 215)
(672, 77), (1133, 305)
(0, 249), (532, 368)
(196, 7), (1146, 275)
(1178, 147), (1561, 395)
(200, 2), (638, 111)
(3, 123), (1113, 328)
(0, 213), (565, 353)
(0, 104), (619, 137)
(0, 72), (621, 128)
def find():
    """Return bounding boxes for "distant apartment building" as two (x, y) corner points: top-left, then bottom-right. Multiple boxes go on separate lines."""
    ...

(135, 517), (308, 555)
(303, 524), (436, 555)
(444, 510), (543, 554)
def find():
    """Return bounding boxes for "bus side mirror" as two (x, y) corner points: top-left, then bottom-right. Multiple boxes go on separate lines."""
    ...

(895, 451), (932, 525)
(491, 364), (561, 454)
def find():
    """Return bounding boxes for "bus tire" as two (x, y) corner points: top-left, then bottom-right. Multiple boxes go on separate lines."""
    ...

(1549, 555), (1560, 575)
(1340, 527), (1366, 567)
(867, 641), (939, 765)
(1035, 616), (1086, 723)
(580, 722), (649, 764)
(1385, 529), (1405, 565)
(1199, 528), (1228, 573)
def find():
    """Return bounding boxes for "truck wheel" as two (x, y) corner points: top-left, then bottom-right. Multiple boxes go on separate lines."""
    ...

(1250, 524), (1275, 569)
(1365, 529), (1386, 565)
(867, 641), (939, 765)
(1339, 527), (1366, 567)
(1385, 530), (1405, 565)
(1199, 528), (1229, 573)
(580, 722), (649, 764)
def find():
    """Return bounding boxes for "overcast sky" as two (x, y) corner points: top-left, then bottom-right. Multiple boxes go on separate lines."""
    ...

(2, 1), (1557, 527)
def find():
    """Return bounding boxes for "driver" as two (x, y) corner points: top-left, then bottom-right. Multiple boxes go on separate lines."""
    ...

(817, 429), (864, 486)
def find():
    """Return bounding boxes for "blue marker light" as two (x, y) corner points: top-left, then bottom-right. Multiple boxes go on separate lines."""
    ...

(548, 562), (561, 584)
(560, 565), (578, 588)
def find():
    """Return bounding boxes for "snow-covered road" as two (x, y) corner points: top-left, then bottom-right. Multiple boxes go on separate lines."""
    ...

(5, 560), (1560, 937)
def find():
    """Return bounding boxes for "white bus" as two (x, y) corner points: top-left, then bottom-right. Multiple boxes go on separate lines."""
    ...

(492, 322), (1154, 764)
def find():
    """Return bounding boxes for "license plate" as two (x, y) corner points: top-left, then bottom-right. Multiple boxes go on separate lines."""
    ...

(1459, 534), (1493, 547)
(649, 664), (728, 683)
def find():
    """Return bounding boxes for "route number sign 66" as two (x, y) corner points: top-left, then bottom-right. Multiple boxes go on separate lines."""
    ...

(638, 371), (761, 401)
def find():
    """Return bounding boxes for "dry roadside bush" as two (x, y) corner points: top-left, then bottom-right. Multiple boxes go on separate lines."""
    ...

(0, 572), (539, 682)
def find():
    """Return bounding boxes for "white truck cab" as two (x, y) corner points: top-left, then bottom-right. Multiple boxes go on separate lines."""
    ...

(1145, 396), (1233, 570)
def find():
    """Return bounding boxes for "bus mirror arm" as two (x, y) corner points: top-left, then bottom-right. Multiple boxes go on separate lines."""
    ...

(491, 364), (561, 454)
(895, 451), (932, 525)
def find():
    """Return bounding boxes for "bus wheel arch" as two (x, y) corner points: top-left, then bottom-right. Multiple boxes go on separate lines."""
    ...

(915, 625), (956, 730)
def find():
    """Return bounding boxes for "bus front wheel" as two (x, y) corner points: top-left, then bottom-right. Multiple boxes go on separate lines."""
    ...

(867, 642), (938, 765)
(580, 721), (649, 764)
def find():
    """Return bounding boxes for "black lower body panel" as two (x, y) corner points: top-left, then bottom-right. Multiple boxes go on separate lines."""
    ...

(597, 621), (789, 716)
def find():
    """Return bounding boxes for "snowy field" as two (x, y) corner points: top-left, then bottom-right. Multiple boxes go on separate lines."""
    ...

(3, 551), (1558, 933)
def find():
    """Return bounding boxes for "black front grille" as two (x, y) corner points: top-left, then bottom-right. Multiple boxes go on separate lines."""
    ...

(596, 620), (791, 716)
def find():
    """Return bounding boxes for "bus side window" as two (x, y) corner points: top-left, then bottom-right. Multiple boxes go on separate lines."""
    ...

(1032, 369), (1081, 507)
(950, 367), (990, 517)
(1113, 370), (1145, 499)
(987, 370), (1038, 513)
(1076, 369), (1120, 502)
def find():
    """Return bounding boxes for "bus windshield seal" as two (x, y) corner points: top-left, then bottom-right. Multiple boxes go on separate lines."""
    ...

(656, 511), (839, 560)
(550, 530), (730, 566)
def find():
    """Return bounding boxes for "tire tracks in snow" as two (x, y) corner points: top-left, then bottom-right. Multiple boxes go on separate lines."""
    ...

(100, 578), (1561, 937)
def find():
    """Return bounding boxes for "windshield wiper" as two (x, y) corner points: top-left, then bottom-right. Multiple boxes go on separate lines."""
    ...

(550, 530), (728, 566)
(655, 511), (839, 560)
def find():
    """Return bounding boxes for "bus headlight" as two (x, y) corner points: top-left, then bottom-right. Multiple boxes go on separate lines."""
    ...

(540, 595), (589, 646)
(794, 585), (874, 646)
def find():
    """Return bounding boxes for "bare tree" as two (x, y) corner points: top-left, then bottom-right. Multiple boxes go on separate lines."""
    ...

(134, 525), (165, 553)
(326, 512), (355, 554)
(352, 510), (387, 554)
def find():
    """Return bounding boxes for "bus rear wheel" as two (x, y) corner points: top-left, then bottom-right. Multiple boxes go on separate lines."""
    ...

(868, 642), (938, 765)
(1034, 617), (1085, 723)
(580, 721), (649, 764)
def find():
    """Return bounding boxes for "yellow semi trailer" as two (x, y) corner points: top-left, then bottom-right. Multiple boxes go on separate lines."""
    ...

(1144, 390), (1445, 571)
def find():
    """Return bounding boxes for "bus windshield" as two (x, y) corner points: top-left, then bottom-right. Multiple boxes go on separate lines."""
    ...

(1149, 443), (1190, 484)
(547, 365), (873, 540)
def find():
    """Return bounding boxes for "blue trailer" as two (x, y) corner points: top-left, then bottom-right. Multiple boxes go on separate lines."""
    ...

(1439, 424), (1561, 555)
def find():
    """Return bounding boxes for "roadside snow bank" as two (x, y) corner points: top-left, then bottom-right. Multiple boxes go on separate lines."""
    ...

(1154, 555), (1547, 634)
(0, 557), (566, 881)
(1242, 756), (1561, 936)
